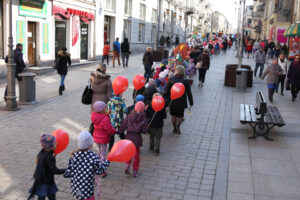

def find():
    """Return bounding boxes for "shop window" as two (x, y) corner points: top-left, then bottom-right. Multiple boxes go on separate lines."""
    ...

(105, 0), (116, 12)
(140, 4), (146, 20)
(124, 0), (132, 16)
(152, 9), (157, 23)
(138, 23), (145, 42)
(123, 20), (131, 42)
(151, 25), (156, 42)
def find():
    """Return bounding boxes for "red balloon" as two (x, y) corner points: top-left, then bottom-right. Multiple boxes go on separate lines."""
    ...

(133, 74), (146, 90)
(107, 139), (136, 162)
(51, 129), (69, 155)
(203, 42), (207, 46)
(112, 76), (129, 95)
(152, 96), (165, 112)
(171, 83), (185, 100)
(220, 44), (224, 48)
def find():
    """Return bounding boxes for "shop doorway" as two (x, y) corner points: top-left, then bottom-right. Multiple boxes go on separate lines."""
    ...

(104, 16), (115, 47)
(80, 23), (88, 60)
(55, 21), (67, 57)
(27, 22), (36, 66)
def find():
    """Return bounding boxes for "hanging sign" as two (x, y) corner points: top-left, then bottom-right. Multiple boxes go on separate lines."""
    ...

(19, 0), (48, 18)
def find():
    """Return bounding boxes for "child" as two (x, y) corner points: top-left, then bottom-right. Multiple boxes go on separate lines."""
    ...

(107, 93), (127, 151)
(91, 101), (116, 177)
(102, 42), (110, 65)
(64, 131), (110, 200)
(127, 94), (145, 115)
(28, 134), (65, 200)
(146, 93), (167, 156)
(118, 101), (148, 177)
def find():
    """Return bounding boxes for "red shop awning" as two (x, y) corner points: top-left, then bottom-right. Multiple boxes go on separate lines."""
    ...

(53, 5), (70, 20)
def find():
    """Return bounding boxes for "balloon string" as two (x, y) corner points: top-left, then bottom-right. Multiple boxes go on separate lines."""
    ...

(148, 112), (157, 128)
(167, 99), (173, 108)
(133, 90), (137, 101)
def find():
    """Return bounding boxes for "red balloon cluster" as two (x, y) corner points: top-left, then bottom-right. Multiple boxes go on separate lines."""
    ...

(171, 83), (185, 100)
(133, 74), (146, 90)
(112, 76), (129, 95)
(152, 96), (165, 112)
(107, 140), (136, 162)
(51, 129), (69, 155)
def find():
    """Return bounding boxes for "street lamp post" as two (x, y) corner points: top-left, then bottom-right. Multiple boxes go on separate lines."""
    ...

(6, 0), (18, 110)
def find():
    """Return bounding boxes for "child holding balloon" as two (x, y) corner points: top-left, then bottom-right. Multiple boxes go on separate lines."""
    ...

(28, 134), (66, 200)
(91, 101), (116, 177)
(118, 101), (148, 177)
(64, 131), (110, 200)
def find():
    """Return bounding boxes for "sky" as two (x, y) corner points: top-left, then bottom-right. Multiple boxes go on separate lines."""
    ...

(212, 0), (253, 29)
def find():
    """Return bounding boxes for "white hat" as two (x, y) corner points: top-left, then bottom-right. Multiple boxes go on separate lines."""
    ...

(78, 131), (93, 149)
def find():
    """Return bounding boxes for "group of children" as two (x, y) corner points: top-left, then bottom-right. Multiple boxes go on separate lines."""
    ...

(29, 83), (168, 200)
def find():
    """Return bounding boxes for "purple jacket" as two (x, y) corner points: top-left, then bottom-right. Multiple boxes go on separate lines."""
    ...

(288, 61), (300, 87)
(118, 112), (148, 148)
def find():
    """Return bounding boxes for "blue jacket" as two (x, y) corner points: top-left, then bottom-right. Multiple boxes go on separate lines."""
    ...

(113, 41), (120, 53)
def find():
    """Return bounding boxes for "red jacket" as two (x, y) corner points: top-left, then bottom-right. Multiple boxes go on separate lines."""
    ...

(91, 112), (116, 144)
(103, 45), (110, 56)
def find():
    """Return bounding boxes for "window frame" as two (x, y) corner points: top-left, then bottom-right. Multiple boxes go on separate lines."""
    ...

(124, 0), (132, 16)
(152, 9), (157, 23)
(138, 23), (145, 42)
(139, 3), (146, 20)
(123, 19), (131, 42)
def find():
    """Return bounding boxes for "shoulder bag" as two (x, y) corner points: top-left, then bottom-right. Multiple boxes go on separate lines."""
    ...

(81, 79), (94, 105)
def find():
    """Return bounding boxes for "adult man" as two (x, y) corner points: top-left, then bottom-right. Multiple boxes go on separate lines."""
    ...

(4, 43), (25, 100)
(113, 38), (121, 67)
(287, 55), (300, 102)
(254, 47), (266, 78)
(268, 40), (275, 59)
(159, 35), (166, 47)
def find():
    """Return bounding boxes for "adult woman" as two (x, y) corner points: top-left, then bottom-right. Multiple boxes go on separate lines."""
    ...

(143, 46), (153, 83)
(164, 66), (193, 134)
(197, 49), (210, 87)
(287, 55), (300, 102)
(277, 54), (288, 95)
(90, 63), (112, 111)
(121, 38), (130, 67)
(56, 47), (71, 95)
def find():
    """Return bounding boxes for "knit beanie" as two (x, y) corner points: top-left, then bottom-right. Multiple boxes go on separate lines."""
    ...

(135, 101), (145, 113)
(93, 101), (106, 113)
(135, 94), (145, 102)
(78, 131), (93, 150)
(40, 134), (56, 150)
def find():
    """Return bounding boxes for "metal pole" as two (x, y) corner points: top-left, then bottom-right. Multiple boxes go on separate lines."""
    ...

(238, 0), (245, 68)
(183, 0), (187, 42)
(6, 0), (18, 110)
(236, 0), (241, 57)
(155, 0), (162, 50)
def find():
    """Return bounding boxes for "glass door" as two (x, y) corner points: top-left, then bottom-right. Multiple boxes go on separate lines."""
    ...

(80, 23), (88, 60)
(55, 21), (67, 57)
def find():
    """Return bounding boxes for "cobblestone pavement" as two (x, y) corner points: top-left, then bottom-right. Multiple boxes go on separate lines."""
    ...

(3, 49), (295, 200)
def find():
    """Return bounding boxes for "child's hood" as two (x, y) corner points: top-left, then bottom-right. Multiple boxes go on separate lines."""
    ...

(128, 112), (146, 123)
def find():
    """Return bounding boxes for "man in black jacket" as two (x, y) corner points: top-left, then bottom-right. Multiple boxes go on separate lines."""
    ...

(143, 46), (153, 83)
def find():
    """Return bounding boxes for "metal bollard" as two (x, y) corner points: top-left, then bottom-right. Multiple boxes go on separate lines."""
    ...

(18, 72), (38, 104)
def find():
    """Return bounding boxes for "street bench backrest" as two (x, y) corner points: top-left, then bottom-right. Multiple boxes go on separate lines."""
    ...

(256, 91), (267, 115)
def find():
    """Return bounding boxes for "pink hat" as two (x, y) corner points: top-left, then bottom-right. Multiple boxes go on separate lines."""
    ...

(93, 101), (106, 113)
(135, 101), (145, 113)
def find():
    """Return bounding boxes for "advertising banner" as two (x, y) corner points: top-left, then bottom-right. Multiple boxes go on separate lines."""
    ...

(289, 37), (300, 57)
(277, 28), (288, 43)
(19, 0), (47, 19)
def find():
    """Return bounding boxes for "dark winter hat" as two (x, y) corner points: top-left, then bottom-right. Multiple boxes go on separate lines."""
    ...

(40, 134), (56, 150)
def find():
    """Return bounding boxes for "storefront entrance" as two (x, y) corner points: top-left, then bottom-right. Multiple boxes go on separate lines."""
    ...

(80, 23), (88, 60)
(55, 21), (67, 57)
(104, 16), (115, 47)
(27, 22), (36, 66)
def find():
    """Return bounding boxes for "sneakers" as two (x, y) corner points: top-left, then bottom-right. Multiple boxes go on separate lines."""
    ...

(101, 171), (107, 178)
(133, 170), (138, 177)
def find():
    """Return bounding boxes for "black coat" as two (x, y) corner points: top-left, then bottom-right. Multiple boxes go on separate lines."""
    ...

(197, 52), (210, 69)
(14, 48), (25, 80)
(121, 42), (130, 53)
(190, 51), (201, 65)
(146, 104), (167, 128)
(143, 51), (153, 67)
(57, 51), (71, 76)
(133, 86), (145, 101)
(143, 86), (158, 106)
(164, 76), (193, 109)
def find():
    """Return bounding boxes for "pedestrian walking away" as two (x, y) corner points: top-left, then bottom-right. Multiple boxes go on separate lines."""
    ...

(143, 46), (154, 83)
(277, 54), (288, 95)
(287, 55), (300, 102)
(261, 58), (283, 103)
(197, 49), (210, 87)
(175, 35), (180, 46)
(64, 131), (110, 200)
(113, 38), (121, 67)
(28, 134), (65, 200)
(118, 101), (148, 177)
(56, 47), (71, 95)
(121, 38), (130, 67)
(102, 42), (110, 65)
(254, 47), (265, 78)
(163, 66), (193, 134)
(160, 35), (166, 47)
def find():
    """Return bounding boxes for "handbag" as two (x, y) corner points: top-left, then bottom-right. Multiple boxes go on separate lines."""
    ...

(196, 61), (202, 69)
(81, 79), (93, 105)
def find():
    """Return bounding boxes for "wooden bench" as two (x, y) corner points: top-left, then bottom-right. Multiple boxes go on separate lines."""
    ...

(240, 91), (285, 141)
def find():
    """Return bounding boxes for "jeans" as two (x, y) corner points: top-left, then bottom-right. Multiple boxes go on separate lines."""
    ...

(268, 49), (274, 59)
(113, 51), (120, 66)
(102, 55), (109, 65)
(149, 127), (163, 151)
(198, 68), (207, 83)
(144, 65), (152, 83)
(121, 52), (129, 67)
(125, 147), (140, 170)
(254, 63), (264, 77)
(291, 84), (300, 99)
(60, 75), (66, 87)
(38, 194), (56, 200)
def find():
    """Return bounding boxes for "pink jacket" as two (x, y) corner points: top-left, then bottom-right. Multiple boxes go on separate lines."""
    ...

(91, 112), (116, 144)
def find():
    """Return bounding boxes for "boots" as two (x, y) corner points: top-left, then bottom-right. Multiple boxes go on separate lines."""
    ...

(62, 85), (65, 91)
(59, 86), (63, 95)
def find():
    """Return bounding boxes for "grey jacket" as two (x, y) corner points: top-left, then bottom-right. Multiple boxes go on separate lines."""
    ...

(254, 50), (265, 64)
(261, 64), (283, 84)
